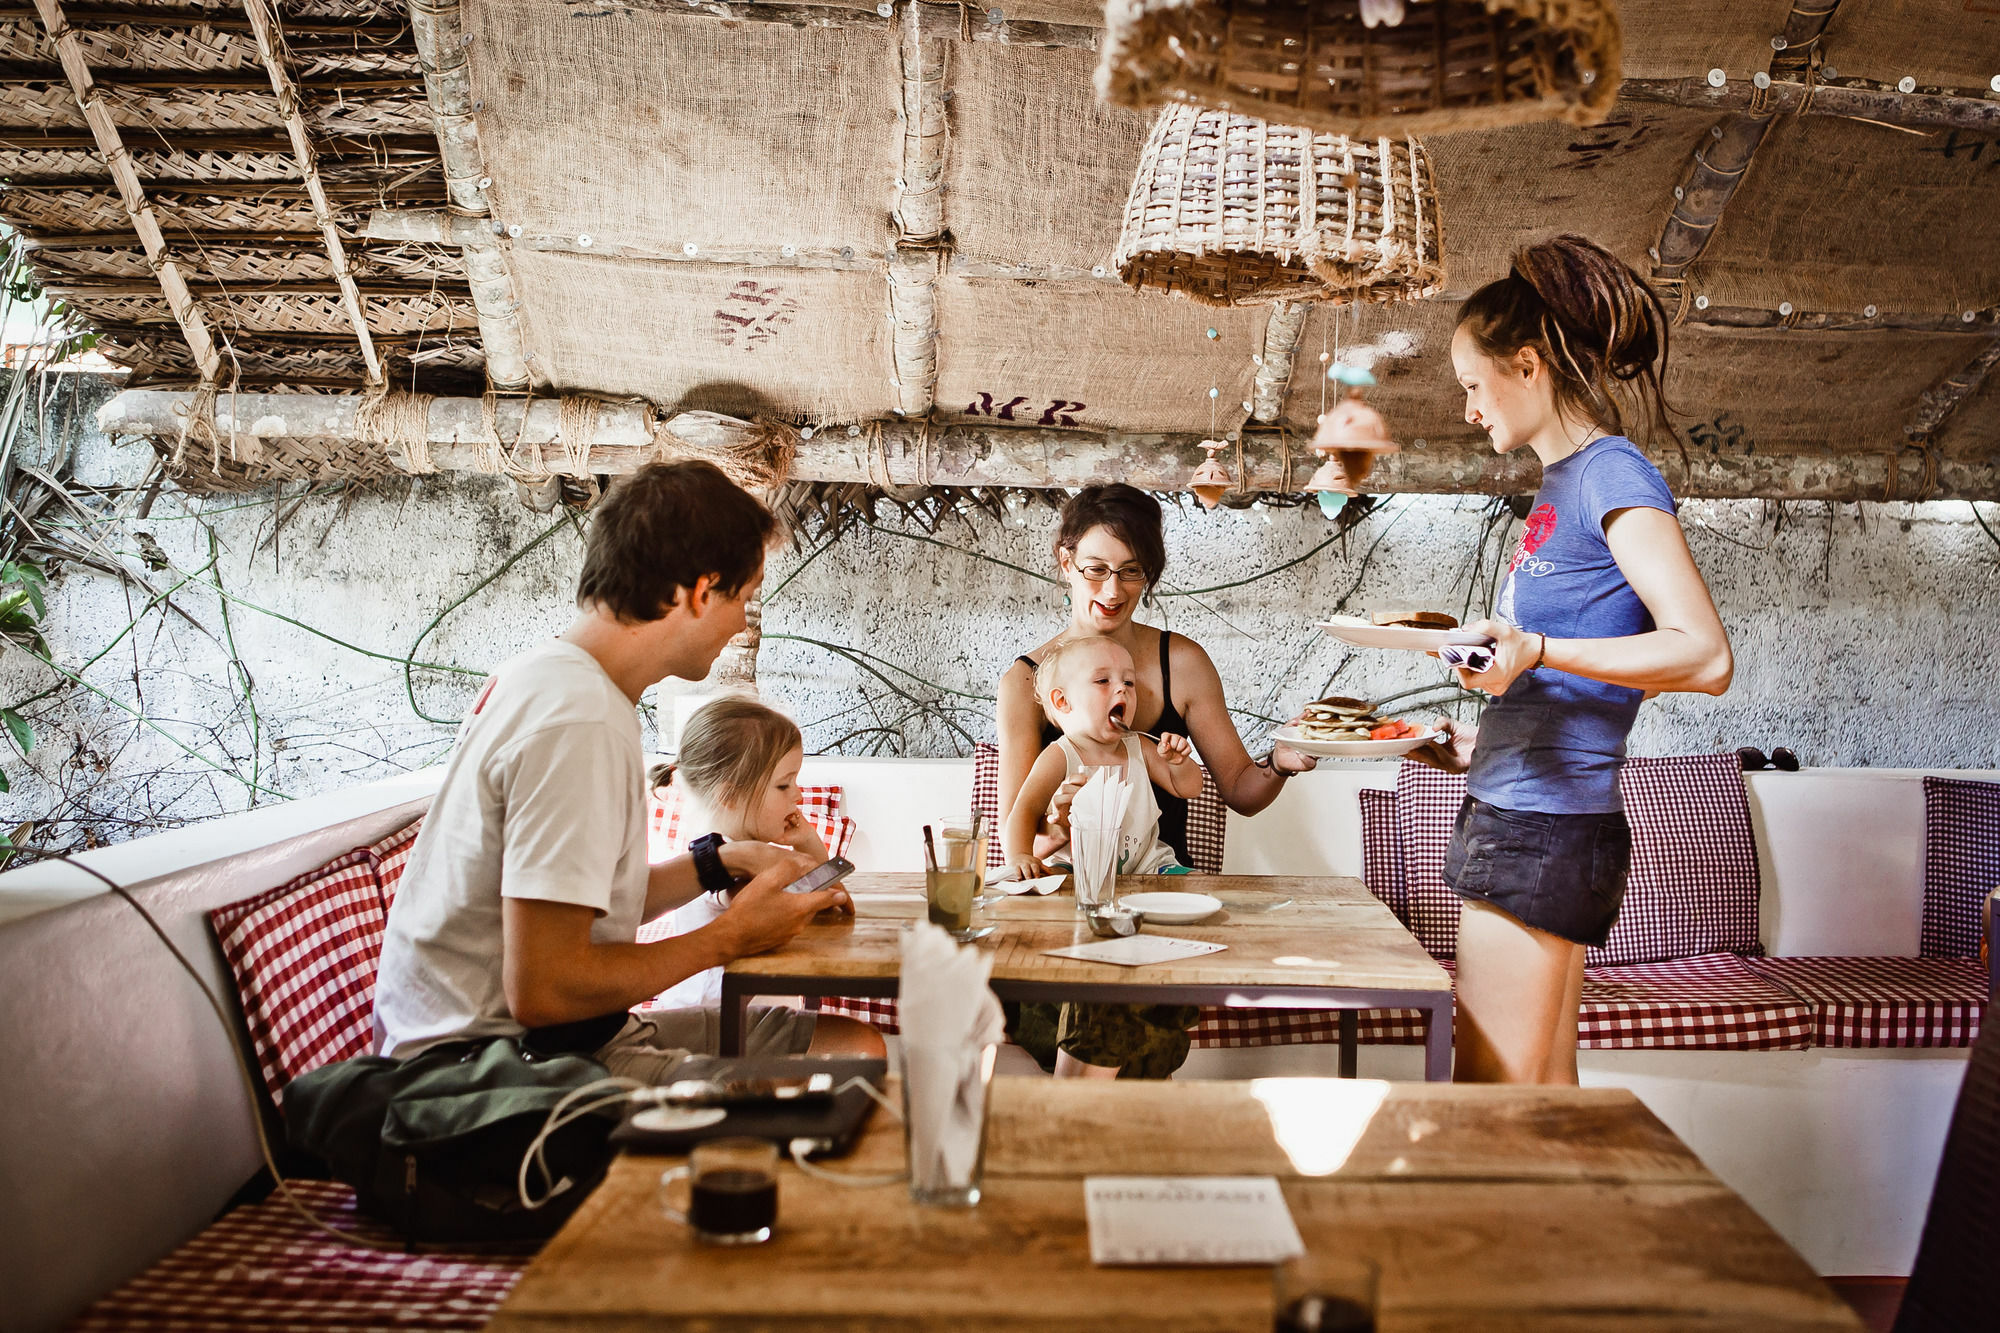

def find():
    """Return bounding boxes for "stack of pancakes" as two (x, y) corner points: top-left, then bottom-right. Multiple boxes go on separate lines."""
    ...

(1297, 696), (1383, 742)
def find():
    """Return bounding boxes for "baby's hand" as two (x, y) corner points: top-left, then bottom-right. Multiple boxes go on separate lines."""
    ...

(1008, 852), (1048, 881)
(1156, 733), (1193, 765)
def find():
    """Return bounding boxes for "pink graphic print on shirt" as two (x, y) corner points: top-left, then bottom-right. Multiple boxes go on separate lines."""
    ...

(1495, 503), (1558, 624)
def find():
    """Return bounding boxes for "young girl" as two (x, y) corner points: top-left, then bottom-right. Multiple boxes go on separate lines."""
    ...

(644, 697), (836, 1012)
(1418, 234), (1733, 1085)
(1002, 635), (1205, 1080)
(1004, 635), (1202, 881)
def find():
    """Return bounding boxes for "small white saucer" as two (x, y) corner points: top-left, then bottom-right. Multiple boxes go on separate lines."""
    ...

(1117, 891), (1223, 925)
(629, 1105), (728, 1134)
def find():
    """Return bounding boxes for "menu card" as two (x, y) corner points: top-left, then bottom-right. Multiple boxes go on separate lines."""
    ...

(1085, 1176), (1305, 1266)
(985, 869), (1069, 895)
(1042, 936), (1227, 967)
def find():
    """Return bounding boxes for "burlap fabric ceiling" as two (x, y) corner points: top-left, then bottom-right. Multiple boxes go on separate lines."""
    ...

(466, 0), (899, 259)
(1611, 0), (1793, 80)
(1821, 0), (2000, 90)
(1694, 116), (2000, 319)
(510, 252), (896, 422)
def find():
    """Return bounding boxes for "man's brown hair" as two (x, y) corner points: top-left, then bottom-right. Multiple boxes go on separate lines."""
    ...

(575, 461), (777, 623)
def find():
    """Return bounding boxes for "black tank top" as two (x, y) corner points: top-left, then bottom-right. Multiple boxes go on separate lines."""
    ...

(1016, 629), (1192, 866)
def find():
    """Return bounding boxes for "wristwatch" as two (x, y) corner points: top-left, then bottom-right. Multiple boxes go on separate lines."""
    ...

(688, 832), (735, 898)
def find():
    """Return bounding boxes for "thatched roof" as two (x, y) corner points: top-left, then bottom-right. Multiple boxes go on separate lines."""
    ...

(4, 0), (1999, 498)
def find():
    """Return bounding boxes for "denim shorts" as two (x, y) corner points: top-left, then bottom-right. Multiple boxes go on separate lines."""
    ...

(1442, 795), (1632, 947)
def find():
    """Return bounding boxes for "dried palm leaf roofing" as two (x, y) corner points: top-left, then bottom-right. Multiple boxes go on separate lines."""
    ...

(5, 0), (2000, 499)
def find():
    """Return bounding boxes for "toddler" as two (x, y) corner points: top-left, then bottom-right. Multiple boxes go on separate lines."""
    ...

(1004, 635), (1203, 882)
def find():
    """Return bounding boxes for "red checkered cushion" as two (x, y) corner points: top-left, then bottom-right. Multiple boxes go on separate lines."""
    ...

(1921, 776), (2000, 959)
(1358, 787), (1406, 923)
(972, 741), (1226, 873)
(1576, 953), (1813, 1051)
(1749, 956), (1990, 1048)
(208, 850), (387, 1106)
(69, 1180), (526, 1331)
(1190, 1005), (1438, 1048)
(1390, 753), (1762, 966)
(367, 816), (423, 909)
(649, 782), (854, 860)
(816, 995), (901, 1033)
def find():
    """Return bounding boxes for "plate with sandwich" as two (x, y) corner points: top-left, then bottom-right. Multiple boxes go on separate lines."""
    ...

(1273, 697), (1440, 759)
(1318, 609), (1496, 653)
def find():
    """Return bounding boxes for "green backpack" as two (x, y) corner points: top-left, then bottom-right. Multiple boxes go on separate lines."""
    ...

(285, 1035), (623, 1244)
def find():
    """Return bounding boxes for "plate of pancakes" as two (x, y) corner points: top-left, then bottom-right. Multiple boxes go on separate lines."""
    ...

(1273, 696), (1439, 759)
(1317, 609), (1496, 653)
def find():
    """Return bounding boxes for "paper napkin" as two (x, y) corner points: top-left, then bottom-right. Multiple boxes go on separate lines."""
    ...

(1437, 642), (1495, 673)
(984, 868), (1069, 895)
(1085, 1176), (1305, 1266)
(1042, 936), (1227, 967)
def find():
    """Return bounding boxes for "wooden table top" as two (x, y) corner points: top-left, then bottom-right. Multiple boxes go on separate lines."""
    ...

(491, 1078), (1860, 1333)
(726, 873), (1452, 996)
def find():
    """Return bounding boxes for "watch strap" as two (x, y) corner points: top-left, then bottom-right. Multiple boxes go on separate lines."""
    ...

(689, 832), (735, 897)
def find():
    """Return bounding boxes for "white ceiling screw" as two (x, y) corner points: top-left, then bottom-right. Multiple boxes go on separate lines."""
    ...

(1706, 68), (1727, 88)
(1778, 301), (1793, 316)
(1991, 75), (2000, 93)
(577, 233), (592, 248)
(876, 1), (892, 13)
(1753, 72), (1771, 90)
(1694, 294), (1710, 310)
(476, 175), (492, 189)
(1898, 76), (1917, 93)
(780, 244), (796, 257)
(1863, 304), (1878, 318)
(1964, 310), (1979, 323)
(800, 426), (815, 440)
(507, 224), (522, 238)
(683, 242), (698, 256)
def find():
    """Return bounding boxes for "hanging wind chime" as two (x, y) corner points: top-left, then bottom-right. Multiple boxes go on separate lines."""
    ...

(1306, 310), (1400, 517)
(1186, 326), (1238, 509)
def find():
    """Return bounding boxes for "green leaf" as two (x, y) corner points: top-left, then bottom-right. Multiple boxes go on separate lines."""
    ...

(2, 710), (29, 756)
(0, 587), (28, 623)
(0, 769), (9, 796)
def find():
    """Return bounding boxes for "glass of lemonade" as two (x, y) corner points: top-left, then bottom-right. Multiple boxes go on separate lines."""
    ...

(927, 818), (986, 935)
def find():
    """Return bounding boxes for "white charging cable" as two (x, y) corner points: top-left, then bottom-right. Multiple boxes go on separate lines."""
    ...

(516, 1076), (647, 1211)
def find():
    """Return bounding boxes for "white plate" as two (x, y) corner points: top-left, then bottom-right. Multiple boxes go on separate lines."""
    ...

(1273, 725), (1438, 759)
(1117, 891), (1223, 925)
(1317, 619), (1495, 652)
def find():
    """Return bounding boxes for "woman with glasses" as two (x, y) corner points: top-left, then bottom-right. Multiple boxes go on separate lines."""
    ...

(995, 483), (1319, 1078)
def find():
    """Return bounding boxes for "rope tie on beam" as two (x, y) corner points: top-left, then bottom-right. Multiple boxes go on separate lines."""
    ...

(355, 385), (437, 473)
(650, 415), (798, 490)
(866, 421), (895, 490)
(558, 395), (599, 478)
(479, 386), (546, 480)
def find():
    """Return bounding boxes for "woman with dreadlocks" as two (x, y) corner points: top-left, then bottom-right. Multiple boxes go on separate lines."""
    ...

(1414, 234), (1734, 1085)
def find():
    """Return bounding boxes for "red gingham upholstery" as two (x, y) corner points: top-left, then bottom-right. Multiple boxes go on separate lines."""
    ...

(1749, 956), (1990, 1048)
(971, 741), (1227, 874)
(1576, 953), (1813, 1051)
(366, 817), (423, 910)
(1358, 787), (1406, 922)
(649, 781), (855, 861)
(816, 995), (901, 1033)
(1190, 1004), (1439, 1048)
(1921, 776), (2000, 959)
(1390, 753), (1763, 966)
(68, 1181), (526, 1332)
(209, 850), (387, 1107)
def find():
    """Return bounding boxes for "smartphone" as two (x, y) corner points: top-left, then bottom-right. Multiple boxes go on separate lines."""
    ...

(783, 856), (854, 895)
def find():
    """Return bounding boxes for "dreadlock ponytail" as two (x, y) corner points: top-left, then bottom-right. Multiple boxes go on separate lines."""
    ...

(1457, 234), (1676, 443)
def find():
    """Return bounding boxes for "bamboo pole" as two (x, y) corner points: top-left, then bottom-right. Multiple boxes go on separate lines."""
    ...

(1906, 338), (2000, 446)
(885, 0), (948, 417)
(28, 0), (221, 382)
(407, 0), (528, 389)
(1651, 1), (1841, 283)
(1621, 75), (2000, 135)
(1250, 301), (1309, 424)
(94, 390), (2000, 501)
(239, 0), (380, 383)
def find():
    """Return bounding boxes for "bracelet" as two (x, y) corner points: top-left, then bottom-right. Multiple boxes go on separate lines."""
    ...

(1533, 633), (1548, 671)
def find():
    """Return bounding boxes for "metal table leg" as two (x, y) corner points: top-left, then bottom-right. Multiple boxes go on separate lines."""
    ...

(1338, 1010), (1358, 1078)
(719, 979), (748, 1056)
(1422, 992), (1453, 1082)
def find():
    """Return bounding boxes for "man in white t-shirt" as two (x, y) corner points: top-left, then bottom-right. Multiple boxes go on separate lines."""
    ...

(374, 461), (880, 1080)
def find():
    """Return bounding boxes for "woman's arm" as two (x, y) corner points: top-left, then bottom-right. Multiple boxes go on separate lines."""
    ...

(1458, 506), (1733, 698)
(1004, 744), (1068, 875)
(1172, 635), (1304, 816)
(1141, 732), (1204, 799)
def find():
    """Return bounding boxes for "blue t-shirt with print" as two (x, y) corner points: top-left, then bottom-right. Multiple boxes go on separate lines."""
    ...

(1468, 436), (1677, 815)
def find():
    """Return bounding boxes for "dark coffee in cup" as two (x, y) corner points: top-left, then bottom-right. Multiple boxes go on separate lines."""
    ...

(1275, 1294), (1375, 1333)
(689, 1166), (777, 1243)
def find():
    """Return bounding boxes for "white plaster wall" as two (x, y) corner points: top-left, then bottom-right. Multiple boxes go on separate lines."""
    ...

(1, 376), (1996, 846)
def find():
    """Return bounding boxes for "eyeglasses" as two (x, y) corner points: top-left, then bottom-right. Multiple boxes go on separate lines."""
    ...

(1072, 562), (1148, 586)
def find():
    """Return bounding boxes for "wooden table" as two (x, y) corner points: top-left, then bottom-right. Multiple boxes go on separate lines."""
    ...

(721, 873), (1457, 1081)
(489, 1078), (1862, 1332)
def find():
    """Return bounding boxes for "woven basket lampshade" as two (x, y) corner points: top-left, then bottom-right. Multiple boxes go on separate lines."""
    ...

(1114, 105), (1445, 307)
(1098, 0), (1622, 139)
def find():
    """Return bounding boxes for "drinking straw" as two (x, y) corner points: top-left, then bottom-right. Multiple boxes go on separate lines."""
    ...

(922, 824), (939, 874)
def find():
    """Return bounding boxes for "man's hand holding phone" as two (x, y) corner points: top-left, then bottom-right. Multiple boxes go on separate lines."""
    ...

(712, 854), (854, 958)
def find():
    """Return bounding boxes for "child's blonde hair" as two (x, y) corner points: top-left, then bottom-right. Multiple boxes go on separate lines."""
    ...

(1034, 634), (1126, 711)
(666, 696), (803, 809)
